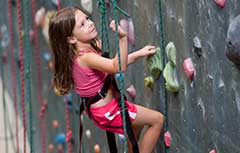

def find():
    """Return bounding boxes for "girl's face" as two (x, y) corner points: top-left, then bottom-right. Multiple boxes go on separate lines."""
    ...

(72, 10), (98, 43)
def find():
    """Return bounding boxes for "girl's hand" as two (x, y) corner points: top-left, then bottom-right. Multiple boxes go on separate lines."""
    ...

(109, 20), (127, 38)
(138, 45), (157, 57)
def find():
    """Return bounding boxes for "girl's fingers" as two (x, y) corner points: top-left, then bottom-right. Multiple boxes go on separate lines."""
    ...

(109, 20), (116, 31)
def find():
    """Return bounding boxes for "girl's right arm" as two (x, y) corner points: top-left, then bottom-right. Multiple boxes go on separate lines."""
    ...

(127, 45), (156, 65)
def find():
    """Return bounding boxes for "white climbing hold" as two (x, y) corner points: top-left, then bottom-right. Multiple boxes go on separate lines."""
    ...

(81, 0), (93, 14)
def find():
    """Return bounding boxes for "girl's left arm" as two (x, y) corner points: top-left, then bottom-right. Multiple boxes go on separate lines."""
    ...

(127, 45), (156, 65)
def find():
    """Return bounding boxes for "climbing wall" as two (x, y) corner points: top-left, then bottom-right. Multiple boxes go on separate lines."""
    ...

(119, 0), (240, 153)
(0, 0), (240, 153)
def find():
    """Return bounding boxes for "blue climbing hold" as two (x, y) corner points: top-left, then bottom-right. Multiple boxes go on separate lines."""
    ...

(55, 133), (66, 144)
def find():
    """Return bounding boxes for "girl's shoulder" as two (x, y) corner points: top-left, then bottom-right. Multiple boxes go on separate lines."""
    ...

(77, 49), (101, 56)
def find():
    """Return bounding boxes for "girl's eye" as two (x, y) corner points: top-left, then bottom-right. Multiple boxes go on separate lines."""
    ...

(86, 17), (89, 20)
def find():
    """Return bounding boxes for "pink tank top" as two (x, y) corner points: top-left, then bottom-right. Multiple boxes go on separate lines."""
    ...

(72, 50), (107, 97)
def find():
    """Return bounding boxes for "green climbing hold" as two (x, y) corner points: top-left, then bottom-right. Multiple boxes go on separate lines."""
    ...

(166, 42), (176, 66)
(144, 76), (154, 89)
(146, 47), (163, 79)
(163, 62), (179, 92)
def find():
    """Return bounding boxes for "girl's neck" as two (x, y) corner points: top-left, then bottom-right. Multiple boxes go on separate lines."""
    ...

(75, 41), (94, 51)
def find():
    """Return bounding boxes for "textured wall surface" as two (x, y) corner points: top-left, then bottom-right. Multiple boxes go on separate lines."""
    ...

(1, 0), (240, 153)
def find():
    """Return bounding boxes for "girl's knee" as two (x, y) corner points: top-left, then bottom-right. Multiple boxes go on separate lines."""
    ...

(154, 112), (164, 127)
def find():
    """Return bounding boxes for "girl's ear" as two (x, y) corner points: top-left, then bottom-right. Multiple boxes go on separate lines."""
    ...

(67, 36), (77, 44)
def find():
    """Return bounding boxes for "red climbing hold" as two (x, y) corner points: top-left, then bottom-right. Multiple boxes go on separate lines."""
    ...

(209, 149), (216, 153)
(164, 131), (171, 147)
(214, 0), (226, 8)
(183, 58), (195, 81)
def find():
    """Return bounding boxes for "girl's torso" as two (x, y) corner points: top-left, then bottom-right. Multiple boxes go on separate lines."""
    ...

(72, 49), (114, 108)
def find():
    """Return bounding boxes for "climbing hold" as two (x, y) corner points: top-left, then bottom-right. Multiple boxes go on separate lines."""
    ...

(144, 76), (154, 89)
(183, 58), (195, 81)
(0, 25), (9, 48)
(52, 120), (59, 128)
(35, 7), (45, 27)
(55, 133), (66, 144)
(166, 42), (177, 66)
(164, 131), (172, 147)
(35, 7), (55, 43)
(193, 37), (202, 57)
(225, 14), (240, 65)
(126, 84), (136, 99)
(163, 62), (179, 92)
(81, 0), (93, 14)
(214, 0), (226, 8)
(48, 144), (54, 152)
(120, 18), (135, 46)
(43, 52), (51, 62)
(209, 149), (216, 153)
(128, 19), (135, 46)
(146, 47), (163, 79)
(29, 29), (35, 42)
(48, 61), (54, 70)
(85, 129), (91, 139)
(1, 51), (7, 64)
(66, 130), (73, 142)
(51, 0), (60, 7)
(94, 144), (101, 153)
(57, 144), (63, 152)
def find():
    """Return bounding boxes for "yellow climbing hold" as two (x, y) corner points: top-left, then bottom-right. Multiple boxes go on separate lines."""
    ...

(146, 47), (163, 79)
(144, 76), (154, 89)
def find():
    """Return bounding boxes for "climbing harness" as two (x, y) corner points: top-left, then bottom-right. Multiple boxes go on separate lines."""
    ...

(78, 74), (139, 153)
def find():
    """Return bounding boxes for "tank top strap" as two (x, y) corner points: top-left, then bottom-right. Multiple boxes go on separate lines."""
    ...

(77, 49), (101, 56)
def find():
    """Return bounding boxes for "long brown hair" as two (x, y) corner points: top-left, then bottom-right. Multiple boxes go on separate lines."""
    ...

(49, 7), (101, 95)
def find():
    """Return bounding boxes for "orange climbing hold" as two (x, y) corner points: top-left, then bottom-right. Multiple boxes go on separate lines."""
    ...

(57, 144), (63, 152)
(94, 144), (101, 153)
(214, 0), (226, 8)
(52, 120), (59, 128)
(48, 144), (54, 152)
(48, 61), (54, 70)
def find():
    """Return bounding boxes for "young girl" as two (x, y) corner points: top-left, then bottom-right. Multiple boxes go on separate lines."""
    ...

(49, 7), (164, 153)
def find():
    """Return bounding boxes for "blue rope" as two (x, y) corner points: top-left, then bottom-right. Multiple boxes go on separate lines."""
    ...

(23, 0), (35, 152)
(111, 0), (128, 152)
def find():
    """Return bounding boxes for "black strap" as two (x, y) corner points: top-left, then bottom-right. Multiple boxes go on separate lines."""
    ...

(106, 131), (118, 153)
(118, 96), (139, 153)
